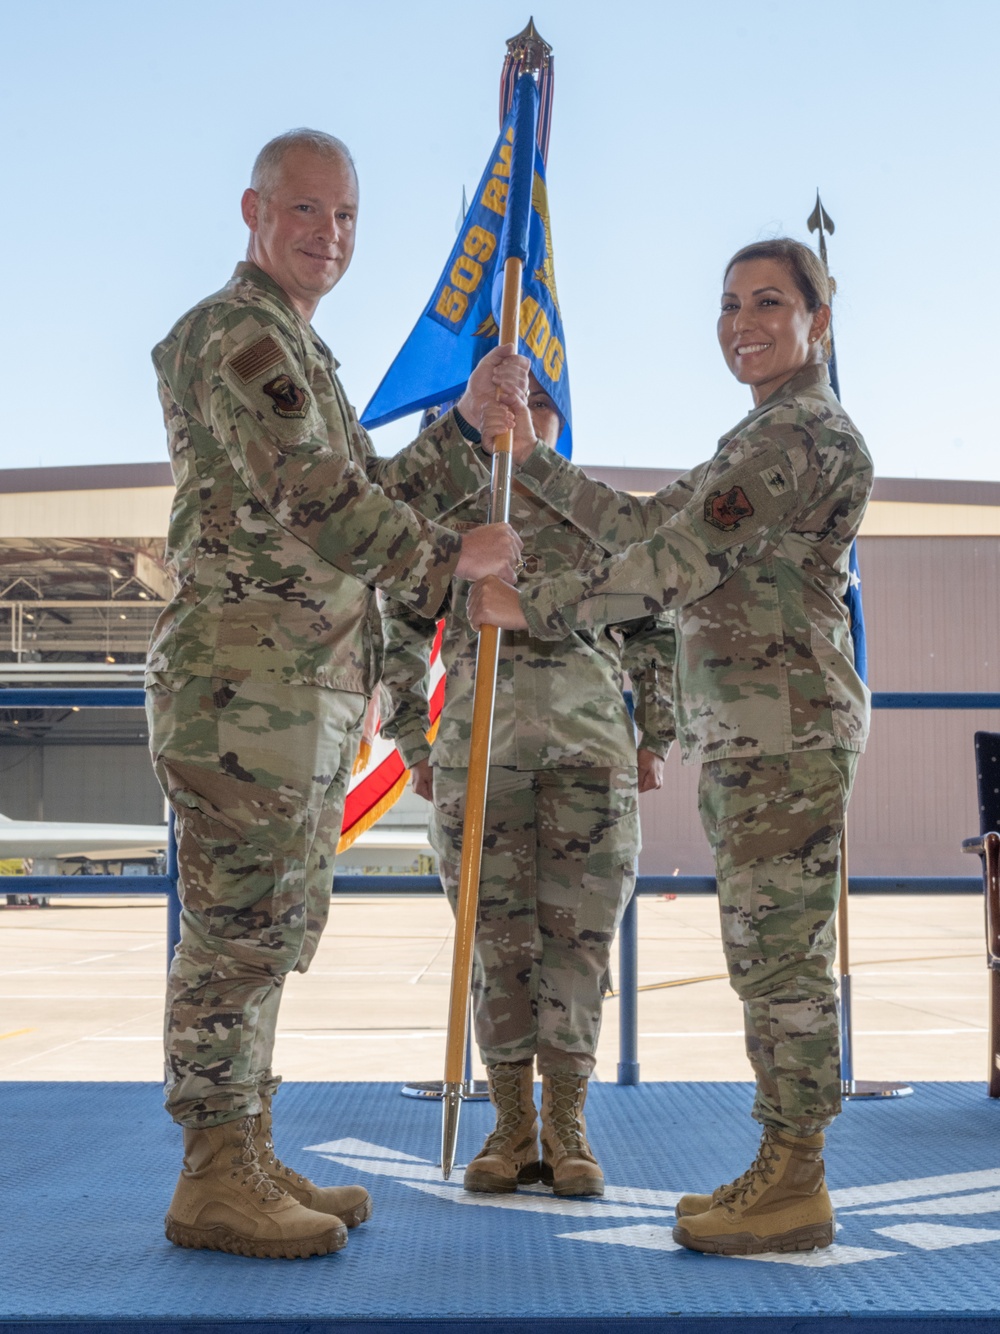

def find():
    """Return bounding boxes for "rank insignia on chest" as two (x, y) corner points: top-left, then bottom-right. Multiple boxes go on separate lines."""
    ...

(704, 485), (754, 531)
(262, 374), (309, 419)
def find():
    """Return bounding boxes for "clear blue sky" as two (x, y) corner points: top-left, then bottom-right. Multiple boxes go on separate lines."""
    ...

(3, 0), (997, 480)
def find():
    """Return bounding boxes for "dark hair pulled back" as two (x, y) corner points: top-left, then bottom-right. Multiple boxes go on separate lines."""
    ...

(723, 238), (835, 355)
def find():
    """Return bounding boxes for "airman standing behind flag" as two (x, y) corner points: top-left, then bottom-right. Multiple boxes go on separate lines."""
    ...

(470, 237), (873, 1255)
(146, 127), (529, 1261)
(381, 379), (675, 1198)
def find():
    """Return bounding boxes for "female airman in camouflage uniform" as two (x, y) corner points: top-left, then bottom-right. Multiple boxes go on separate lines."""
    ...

(381, 381), (675, 1198)
(469, 240), (873, 1254)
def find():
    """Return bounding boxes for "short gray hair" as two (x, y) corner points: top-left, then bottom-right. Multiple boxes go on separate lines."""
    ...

(250, 129), (356, 200)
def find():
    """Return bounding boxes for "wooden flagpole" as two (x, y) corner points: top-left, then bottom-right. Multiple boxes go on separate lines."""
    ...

(440, 258), (522, 1178)
(439, 21), (548, 1182)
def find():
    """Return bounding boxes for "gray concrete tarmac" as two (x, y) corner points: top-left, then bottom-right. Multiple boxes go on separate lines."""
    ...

(0, 892), (988, 1087)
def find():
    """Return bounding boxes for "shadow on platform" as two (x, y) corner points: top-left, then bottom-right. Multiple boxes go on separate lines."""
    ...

(4, 1080), (1000, 1332)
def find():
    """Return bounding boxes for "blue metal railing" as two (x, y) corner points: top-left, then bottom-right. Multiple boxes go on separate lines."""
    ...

(2, 687), (998, 1079)
(871, 693), (1000, 710)
(612, 691), (1000, 1084)
(1, 689), (146, 708)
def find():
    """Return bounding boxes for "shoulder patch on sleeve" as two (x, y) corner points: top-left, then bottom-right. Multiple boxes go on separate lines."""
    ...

(229, 336), (285, 384)
(704, 485), (754, 532)
(687, 446), (799, 553)
(262, 374), (309, 419)
(759, 463), (792, 498)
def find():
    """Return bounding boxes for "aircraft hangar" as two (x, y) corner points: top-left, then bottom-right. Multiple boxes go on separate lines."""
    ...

(1, 461), (999, 878)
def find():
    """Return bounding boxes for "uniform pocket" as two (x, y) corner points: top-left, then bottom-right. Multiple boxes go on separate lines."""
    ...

(166, 760), (313, 971)
(704, 753), (849, 967)
(165, 755), (311, 861)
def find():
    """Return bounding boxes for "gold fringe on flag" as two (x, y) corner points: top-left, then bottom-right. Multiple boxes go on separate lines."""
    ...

(351, 693), (383, 775)
(336, 768), (410, 855)
(351, 739), (373, 775)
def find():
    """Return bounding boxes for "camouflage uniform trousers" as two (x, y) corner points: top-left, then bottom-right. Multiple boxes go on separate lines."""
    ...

(698, 747), (858, 1138)
(430, 764), (639, 1076)
(146, 673), (366, 1127)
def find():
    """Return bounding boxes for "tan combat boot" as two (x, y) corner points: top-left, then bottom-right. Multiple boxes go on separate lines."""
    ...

(165, 1115), (348, 1259)
(672, 1127), (833, 1255)
(255, 1092), (372, 1227)
(464, 1062), (542, 1193)
(539, 1072), (604, 1198)
(675, 1157), (764, 1219)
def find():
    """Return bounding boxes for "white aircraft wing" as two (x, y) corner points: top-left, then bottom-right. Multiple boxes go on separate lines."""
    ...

(0, 817), (428, 864)
(0, 814), (168, 860)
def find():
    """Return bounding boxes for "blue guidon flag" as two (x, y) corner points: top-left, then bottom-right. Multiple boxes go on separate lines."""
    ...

(845, 535), (868, 684)
(826, 315), (868, 685)
(809, 192), (868, 685)
(362, 72), (572, 458)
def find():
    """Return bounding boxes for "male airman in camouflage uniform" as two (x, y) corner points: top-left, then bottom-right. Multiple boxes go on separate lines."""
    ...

(146, 128), (527, 1259)
(470, 309), (873, 1252)
(381, 383), (675, 1198)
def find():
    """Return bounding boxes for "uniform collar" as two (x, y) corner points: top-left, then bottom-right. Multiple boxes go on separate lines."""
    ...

(724, 363), (832, 443)
(233, 260), (298, 314)
(232, 261), (339, 368)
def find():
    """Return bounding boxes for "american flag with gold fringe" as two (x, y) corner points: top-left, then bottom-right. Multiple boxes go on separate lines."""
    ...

(336, 619), (446, 853)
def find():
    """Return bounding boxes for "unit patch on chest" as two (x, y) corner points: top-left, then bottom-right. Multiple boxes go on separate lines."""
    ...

(704, 484), (754, 531)
(262, 374), (309, 419)
(228, 336), (285, 384)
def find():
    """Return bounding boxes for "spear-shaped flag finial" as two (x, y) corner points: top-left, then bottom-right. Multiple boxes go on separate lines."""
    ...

(506, 17), (552, 74)
(807, 189), (836, 268)
(806, 189), (838, 396)
(500, 19), (555, 163)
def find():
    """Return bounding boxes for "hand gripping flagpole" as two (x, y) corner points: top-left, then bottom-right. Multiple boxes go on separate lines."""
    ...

(441, 71), (540, 1179)
(808, 192), (911, 1102)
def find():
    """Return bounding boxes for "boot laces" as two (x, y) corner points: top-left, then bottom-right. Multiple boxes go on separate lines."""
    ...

(231, 1116), (285, 1200)
(547, 1079), (589, 1155)
(481, 1066), (533, 1154)
(726, 1131), (780, 1210)
(260, 1128), (308, 1187)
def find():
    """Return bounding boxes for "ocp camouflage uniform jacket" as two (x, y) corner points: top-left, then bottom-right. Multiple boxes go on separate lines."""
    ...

(148, 262), (490, 695)
(380, 477), (676, 772)
(512, 365), (872, 765)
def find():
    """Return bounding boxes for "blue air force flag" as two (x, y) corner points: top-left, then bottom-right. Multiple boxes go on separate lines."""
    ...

(824, 332), (868, 685)
(362, 74), (572, 457)
(845, 541), (868, 684)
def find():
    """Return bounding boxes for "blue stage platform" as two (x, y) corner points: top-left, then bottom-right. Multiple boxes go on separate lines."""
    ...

(4, 1080), (1000, 1333)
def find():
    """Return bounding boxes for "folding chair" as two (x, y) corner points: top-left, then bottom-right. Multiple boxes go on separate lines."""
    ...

(962, 731), (1000, 1097)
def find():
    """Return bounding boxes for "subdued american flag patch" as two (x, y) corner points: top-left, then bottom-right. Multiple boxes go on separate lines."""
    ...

(229, 336), (285, 384)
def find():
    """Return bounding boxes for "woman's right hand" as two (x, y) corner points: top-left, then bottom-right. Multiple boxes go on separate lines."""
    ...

(468, 574), (529, 631)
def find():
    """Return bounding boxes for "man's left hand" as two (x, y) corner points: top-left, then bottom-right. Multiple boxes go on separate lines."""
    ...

(468, 575), (528, 631)
(456, 344), (529, 426)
